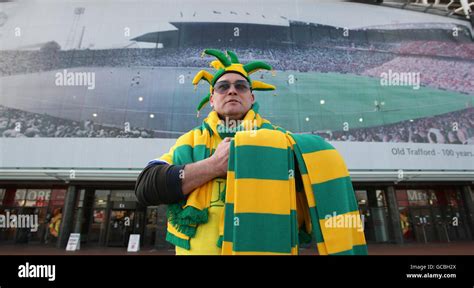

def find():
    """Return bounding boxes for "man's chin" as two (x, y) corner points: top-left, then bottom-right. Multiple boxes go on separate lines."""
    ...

(221, 108), (247, 120)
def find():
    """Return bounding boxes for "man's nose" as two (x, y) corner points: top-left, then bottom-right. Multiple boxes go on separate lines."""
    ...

(227, 84), (238, 95)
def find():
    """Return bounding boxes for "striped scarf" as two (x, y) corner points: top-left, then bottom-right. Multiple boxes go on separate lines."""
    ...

(163, 103), (367, 255)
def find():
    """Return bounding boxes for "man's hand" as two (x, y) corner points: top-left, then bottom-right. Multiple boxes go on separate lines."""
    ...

(181, 137), (232, 195)
(209, 137), (231, 178)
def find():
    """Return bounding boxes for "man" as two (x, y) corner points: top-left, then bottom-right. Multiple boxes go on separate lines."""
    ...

(135, 49), (367, 255)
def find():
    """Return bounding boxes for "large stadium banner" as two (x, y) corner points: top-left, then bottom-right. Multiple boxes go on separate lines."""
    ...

(0, 0), (473, 171)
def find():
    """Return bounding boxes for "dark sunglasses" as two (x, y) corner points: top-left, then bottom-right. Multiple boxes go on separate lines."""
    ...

(214, 80), (251, 94)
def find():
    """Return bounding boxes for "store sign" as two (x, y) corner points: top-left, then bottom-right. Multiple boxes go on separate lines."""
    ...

(15, 189), (26, 201)
(127, 234), (140, 252)
(13, 189), (51, 207)
(407, 190), (428, 202)
(26, 189), (51, 201)
(35, 197), (47, 207)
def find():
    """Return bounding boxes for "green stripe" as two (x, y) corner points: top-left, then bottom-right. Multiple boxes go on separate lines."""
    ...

(275, 126), (287, 134)
(201, 121), (213, 137)
(223, 203), (235, 242)
(171, 224), (197, 238)
(331, 244), (368, 255)
(173, 144), (210, 164)
(166, 203), (208, 226)
(290, 210), (298, 248)
(291, 134), (334, 154)
(228, 140), (235, 172)
(259, 123), (275, 130)
(216, 235), (223, 248)
(232, 212), (292, 253)
(234, 145), (289, 180)
(251, 102), (260, 113)
(292, 142), (308, 174)
(217, 129), (236, 139)
(192, 125), (204, 132)
(288, 147), (295, 175)
(288, 149), (298, 249)
(312, 176), (359, 218)
(298, 229), (312, 245)
(224, 203), (298, 253)
(166, 232), (190, 250)
(309, 207), (324, 243)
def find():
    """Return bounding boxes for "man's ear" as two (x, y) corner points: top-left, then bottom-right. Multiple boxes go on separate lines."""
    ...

(251, 91), (255, 104)
(210, 90), (214, 107)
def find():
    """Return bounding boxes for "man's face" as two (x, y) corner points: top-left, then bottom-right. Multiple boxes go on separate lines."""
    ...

(210, 73), (254, 120)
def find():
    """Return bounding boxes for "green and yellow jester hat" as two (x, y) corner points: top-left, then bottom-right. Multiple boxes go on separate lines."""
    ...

(192, 49), (276, 117)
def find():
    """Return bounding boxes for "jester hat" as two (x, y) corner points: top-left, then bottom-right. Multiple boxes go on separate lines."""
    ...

(192, 49), (276, 117)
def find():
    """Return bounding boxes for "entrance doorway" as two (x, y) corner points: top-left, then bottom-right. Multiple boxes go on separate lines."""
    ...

(397, 188), (471, 243)
(106, 208), (135, 247)
(408, 206), (438, 243)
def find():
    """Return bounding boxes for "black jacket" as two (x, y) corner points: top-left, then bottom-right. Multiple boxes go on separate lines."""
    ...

(134, 163), (186, 206)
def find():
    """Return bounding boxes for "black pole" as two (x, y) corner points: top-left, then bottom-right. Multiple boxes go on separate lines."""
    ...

(57, 185), (78, 248)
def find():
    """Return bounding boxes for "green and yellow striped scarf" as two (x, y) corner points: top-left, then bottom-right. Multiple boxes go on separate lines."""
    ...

(160, 103), (367, 255)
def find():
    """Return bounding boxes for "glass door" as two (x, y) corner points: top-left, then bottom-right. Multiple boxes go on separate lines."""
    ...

(88, 190), (109, 245)
(409, 207), (438, 243)
(106, 209), (135, 247)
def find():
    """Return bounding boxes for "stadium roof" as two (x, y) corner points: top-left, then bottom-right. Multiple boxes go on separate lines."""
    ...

(0, 0), (471, 50)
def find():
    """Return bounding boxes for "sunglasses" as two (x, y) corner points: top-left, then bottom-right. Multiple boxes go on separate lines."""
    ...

(213, 80), (251, 94)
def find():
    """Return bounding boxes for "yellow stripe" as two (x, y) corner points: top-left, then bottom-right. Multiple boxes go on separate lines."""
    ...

(233, 178), (291, 214)
(174, 130), (195, 147)
(158, 153), (173, 165)
(184, 181), (212, 210)
(289, 178), (296, 211)
(219, 211), (225, 239)
(286, 135), (296, 154)
(206, 111), (221, 138)
(225, 64), (248, 77)
(222, 241), (233, 255)
(303, 149), (349, 184)
(292, 246), (298, 255)
(159, 128), (216, 165)
(296, 192), (313, 234)
(167, 222), (190, 241)
(193, 128), (212, 147)
(206, 109), (262, 139)
(301, 174), (316, 207)
(225, 171), (235, 204)
(158, 141), (180, 165)
(174, 129), (212, 149)
(235, 129), (288, 150)
(319, 211), (366, 254)
(317, 242), (328, 255)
